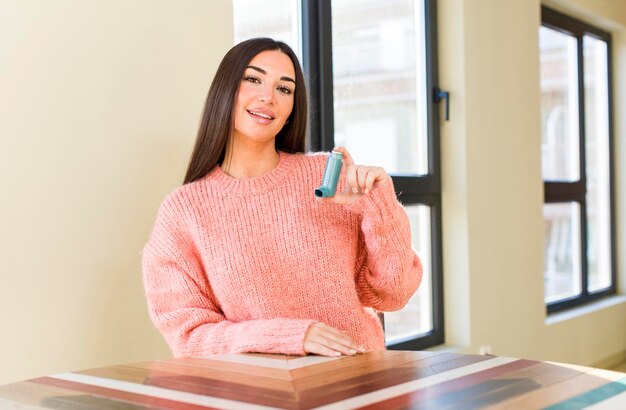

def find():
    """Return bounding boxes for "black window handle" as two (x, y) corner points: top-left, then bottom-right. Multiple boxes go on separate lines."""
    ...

(433, 87), (450, 121)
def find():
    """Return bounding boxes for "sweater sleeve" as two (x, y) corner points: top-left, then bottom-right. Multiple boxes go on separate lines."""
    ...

(142, 195), (315, 357)
(347, 180), (423, 312)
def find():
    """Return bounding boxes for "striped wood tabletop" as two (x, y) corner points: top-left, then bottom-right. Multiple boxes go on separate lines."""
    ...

(1, 350), (625, 409)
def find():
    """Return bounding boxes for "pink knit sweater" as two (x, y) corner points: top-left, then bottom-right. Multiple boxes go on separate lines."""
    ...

(142, 151), (422, 357)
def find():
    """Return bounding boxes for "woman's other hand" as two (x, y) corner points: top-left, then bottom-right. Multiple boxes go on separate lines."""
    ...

(322, 146), (391, 205)
(303, 322), (365, 356)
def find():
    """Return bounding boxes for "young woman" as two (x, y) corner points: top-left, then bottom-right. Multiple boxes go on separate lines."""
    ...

(142, 38), (422, 358)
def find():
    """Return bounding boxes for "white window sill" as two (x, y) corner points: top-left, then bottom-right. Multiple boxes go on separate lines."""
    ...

(423, 344), (464, 354)
(545, 294), (626, 325)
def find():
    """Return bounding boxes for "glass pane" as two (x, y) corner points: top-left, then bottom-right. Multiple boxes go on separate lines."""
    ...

(539, 26), (580, 181)
(384, 204), (433, 343)
(331, 0), (428, 175)
(583, 35), (612, 292)
(232, 0), (300, 55)
(543, 203), (582, 303)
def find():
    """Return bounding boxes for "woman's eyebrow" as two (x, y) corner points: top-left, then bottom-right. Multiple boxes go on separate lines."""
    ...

(246, 65), (295, 84)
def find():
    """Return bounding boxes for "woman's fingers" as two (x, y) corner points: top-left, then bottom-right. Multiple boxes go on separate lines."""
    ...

(332, 146), (355, 166)
(304, 323), (364, 356)
(305, 341), (343, 357)
(319, 325), (361, 352)
(346, 165), (360, 194)
(346, 165), (387, 195)
(356, 166), (370, 194)
(320, 336), (357, 356)
(364, 169), (377, 194)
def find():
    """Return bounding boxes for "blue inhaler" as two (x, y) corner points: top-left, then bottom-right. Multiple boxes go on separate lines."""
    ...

(315, 150), (343, 198)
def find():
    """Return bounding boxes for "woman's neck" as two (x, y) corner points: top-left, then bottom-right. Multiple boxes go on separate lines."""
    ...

(221, 144), (280, 179)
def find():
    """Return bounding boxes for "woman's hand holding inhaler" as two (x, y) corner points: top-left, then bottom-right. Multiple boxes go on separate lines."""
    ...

(317, 146), (391, 205)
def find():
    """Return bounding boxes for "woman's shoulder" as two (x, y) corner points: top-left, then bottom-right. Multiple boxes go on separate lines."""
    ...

(155, 177), (211, 221)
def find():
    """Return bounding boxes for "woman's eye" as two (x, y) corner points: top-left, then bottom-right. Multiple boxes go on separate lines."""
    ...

(244, 76), (261, 84)
(278, 86), (292, 95)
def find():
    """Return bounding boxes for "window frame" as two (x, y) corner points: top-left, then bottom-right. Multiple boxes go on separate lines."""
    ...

(301, 0), (444, 349)
(541, 6), (616, 313)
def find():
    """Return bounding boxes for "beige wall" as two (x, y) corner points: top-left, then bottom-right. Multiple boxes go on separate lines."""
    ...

(0, 0), (233, 384)
(439, 0), (626, 366)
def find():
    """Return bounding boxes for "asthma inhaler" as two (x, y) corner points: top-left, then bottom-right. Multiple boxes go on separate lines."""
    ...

(315, 150), (343, 198)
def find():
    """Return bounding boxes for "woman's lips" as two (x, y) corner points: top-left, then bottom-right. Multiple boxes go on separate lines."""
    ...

(247, 109), (274, 125)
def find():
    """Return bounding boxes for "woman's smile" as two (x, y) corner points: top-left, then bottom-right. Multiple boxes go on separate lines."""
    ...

(246, 108), (276, 125)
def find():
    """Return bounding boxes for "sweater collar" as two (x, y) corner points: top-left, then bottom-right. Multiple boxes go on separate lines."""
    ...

(206, 151), (297, 196)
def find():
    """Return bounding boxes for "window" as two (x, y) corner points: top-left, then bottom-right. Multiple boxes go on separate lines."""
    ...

(233, 0), (301, 54)
(540, 7), (615, 313)
(234, 0), (443, 349)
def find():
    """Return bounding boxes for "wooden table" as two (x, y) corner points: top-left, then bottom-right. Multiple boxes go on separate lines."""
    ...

(1, 350), (625, 409)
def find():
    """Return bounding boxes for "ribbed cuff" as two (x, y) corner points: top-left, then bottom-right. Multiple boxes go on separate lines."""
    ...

(244, 318), (317, 356)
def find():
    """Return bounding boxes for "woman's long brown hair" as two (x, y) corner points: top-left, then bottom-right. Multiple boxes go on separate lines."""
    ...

(184, 38), (308, 184)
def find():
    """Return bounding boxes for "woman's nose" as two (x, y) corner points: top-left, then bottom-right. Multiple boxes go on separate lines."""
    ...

(257, 86), (276, 104)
